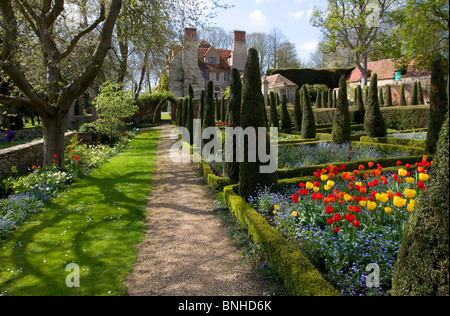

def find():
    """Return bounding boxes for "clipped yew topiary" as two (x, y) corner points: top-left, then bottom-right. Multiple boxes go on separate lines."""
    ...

(386, 85), (393, 107)
(321, 90), (327, 108)
(239, 48), (278, 200)
(186, 96), (194, 144)
(269, 91), (279, 128)
(327, 88), (332, 109)
(280, 92), (292, 130)
(301, 85), (316, 139)
(182, 97), (189, 127)
(399, 84), (407, 106)
(354, 84), (365, 124)
(176, 99), (182, 126)
(418, 82), (425, 105)
(223, 68), (242, 183)
(221, 96), (226, 122)
(392, 114), (449, 296)
(199, 90), (205, 121)
(202, 81), (215, 148)
(315, 89), (322, 108)
(364, 74), (387, 137)
(332, 76), (351, 143)
(293, 88), (302, 131)
(425, 58), (449, 154)
(410, 81), (418, 105)
(379, 87), (385, 107)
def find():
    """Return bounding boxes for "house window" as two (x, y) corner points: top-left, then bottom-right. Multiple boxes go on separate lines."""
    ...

(224, 72), (229, 81)
(216, 72), (220, 81)
(209, 57), (217, 64)
(203, 72), (210, 81)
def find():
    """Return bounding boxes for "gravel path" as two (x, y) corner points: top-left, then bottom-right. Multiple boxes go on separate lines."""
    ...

(125, 122), (268, 296)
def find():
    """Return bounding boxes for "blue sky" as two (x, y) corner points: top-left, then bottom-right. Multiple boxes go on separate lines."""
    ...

(211, 0), (328, 62)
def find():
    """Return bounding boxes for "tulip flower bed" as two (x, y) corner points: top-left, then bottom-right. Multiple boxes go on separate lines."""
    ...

(248, 157), (433, 296)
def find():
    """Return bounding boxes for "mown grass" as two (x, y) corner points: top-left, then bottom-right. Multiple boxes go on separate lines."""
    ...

(0, 129), (159, 296)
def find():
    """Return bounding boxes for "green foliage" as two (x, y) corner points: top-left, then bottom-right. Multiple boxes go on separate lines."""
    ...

(354, 85), (365, 124)
(392, 115), (449, 296)
(239, 48), (278, 200)
(182, 97), (189, 127)
(418, 82), (425, 105)
(364, 74), (387, 137)
(379, 87), (385, 107)
(269, 91), (279, 128)
(386, 85), (393, 107)
(280, 93), (292, 130)
(300, 85), (316, 139)
(409, 82), (418, 105)
(202, 81), (215, 148)
(399, 84), (407, 106)
(199, 90), (205, 121)
(186, 96), (194, 145)
(293, 88), (302, 131)
(332, 76), (351, 143)
(315, 88), (322, 108)
(426, 59), (449, 154)
(93, 82), (137, 142)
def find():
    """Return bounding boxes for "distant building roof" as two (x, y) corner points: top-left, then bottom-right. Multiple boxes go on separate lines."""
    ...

(347, 58), (432, 83)
(263, 74), (298, 87)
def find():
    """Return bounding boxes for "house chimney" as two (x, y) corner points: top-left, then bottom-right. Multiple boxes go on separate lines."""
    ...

(184, 28), (198, 40)
(230, 30), (247, 73)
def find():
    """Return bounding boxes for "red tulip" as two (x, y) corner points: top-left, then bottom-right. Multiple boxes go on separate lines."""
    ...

(327, 218), (334, 225)
(346, 213), (356, 223)
(353, 221), (361, 228)
(334, 227), (340, 233)
(397, 161), (402, 166)
(325, 206), (334, 214)
(353, 206), (361, 213)
(54, 154), (58, 158)
(299, 182), (305, 188)
(333, 213), (342, 222)
(405, 163), (411, 169)
(292, 194), (299, 204)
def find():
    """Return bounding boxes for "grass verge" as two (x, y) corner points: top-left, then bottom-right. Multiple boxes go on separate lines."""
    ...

(0, 129), (159, 296)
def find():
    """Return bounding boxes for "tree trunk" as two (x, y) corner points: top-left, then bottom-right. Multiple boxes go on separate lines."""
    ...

(41, 110), (68, 168)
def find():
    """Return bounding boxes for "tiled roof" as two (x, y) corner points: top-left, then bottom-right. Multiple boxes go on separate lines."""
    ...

(198, 42), (231, 72)
(263, 74), (298, 87)
(347, 59), (431, 82)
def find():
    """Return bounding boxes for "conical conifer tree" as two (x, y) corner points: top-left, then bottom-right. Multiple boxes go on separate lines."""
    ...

(364, 74), (387, 137)
(301, 85), (316, 139)
(186, 96), (194, 144)
(386, 85), (393, 107)
(418, 82), (425, 105)
(410, 82), (418, 105)
(332, 76), (351, 143)
(223, 68), (242, 183)
(425, 58), (449, 154)
(354, 85), (365, 124)
(327, 88), (332, 109)
(379, 87), (385, 106)
(280, 92), (292, 130)
(202, 81), (215, 148)
(392, 115), (449, 296)
(293, 88), (302, 131)
(239, 48), (278, 199)
(315, 89), (322, 108)
(269, 91), (279, 128)
(199, 90), (205, 120)
(182, 97), (188, 127)
(399, 84), (407, 106)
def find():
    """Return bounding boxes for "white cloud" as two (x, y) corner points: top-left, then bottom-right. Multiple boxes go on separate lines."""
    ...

(288, 10), (305, 19)
(248, 9), (268, 26)
(299, 40), (318, 53)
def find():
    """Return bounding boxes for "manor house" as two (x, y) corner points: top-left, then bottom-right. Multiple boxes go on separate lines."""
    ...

(167, 28), (247, 100)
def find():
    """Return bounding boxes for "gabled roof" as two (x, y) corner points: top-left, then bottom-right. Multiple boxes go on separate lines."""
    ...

(263, 74), (298, 87)
(198, 40), (231, 72)
(347, 58), (432, 82)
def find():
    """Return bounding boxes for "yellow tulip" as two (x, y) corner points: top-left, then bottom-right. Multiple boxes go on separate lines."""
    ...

(292, 211), (298, 217)
(367, 201), (377, 210)
(385, 207), (392, 213)
(274, 205), (280, 210)
(306, 182), (314, 190)
(393, 196), (407, 208)
(344, 194), (352, 201)
(313, 186), (320, 192)
(407, 200), (416, 212)
(360, 200), (367, 207)
(324, 185), (331, 191)
(356, 182), (362, 187)
(404, 188), (416, 199)
(326, 180), (335, 187)
(273, 210), (277, 214)
(405, 177), (415, 184)
(398, 169), (408, 177)
(419, 173), (430, 182)
(320, 174), (328, 181)
(376, 193), (389, 203)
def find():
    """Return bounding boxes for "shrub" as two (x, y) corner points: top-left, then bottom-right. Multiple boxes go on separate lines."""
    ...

(386, 85), (393, 107)
(392, 115), (449, 296)
(202, 81), (215, 149)
(409, 82), (418, 106)
(293, 88), (302, 131)
(301, 85), (316, 139)
(186, 96), (194, 145)
(327, 88), (332, 109)
(280, 93), (292, 130)
(239, 48), (278, 199)
(364, 74), (387, 137)
(354, 85), (365, 124)
(269, 91), (279, 128)
(332, 76), (351, 143)
(425, 59), (449, 154)
(199, 90), (205, 121)
(379, 87), (385, 106)
(399, 84), (407, 106)
(182, 97), (188, 127)
(223, 68), (242, 183)
(418, 82), (425, 105)
(315, 88), (322, 108)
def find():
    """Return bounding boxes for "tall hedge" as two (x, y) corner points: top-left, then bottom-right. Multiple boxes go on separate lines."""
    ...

(182, 97), (188, 127)
(425, 59), (449, 154)
(399, 84), (407, 106)
(379, 87), (385, 107)
(392, 115), (449, 296)
(321, 90), (327, 108)
(221, 96), (226, 122)
(186, 96), (194, 145)
(315, 89), (322, 108)
(280, 92), (292, 130)
(202, 81), (215, 148)
(239, 48), (278, 200)
(301, 85), (316, 139)
(418, 82), (425, 105)
(199, 90), (205, 121)
(223, 68), (242, 183)
(293, 88), (302, 131)
(176, 99), (182, 126)
(269, 91), (279, 128)
(354, 85), (365, 124)
(327, 88), (332, 109)
(332, 76), (351, 143)
(364, 74), (387, 137)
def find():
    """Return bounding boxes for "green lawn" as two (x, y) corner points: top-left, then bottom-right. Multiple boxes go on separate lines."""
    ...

(0, 129), (159, 296)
